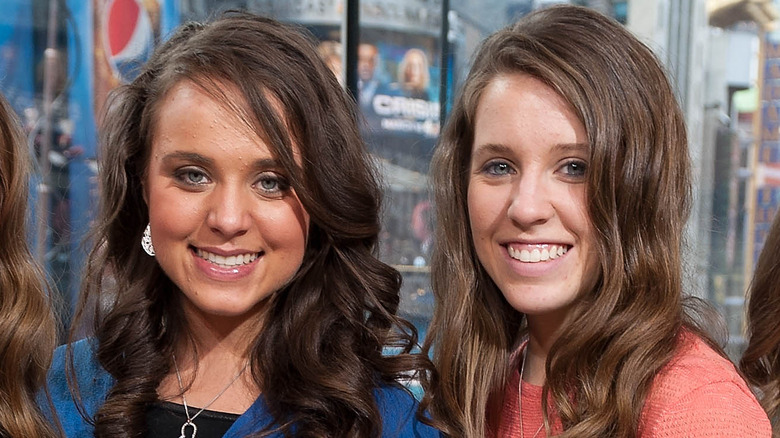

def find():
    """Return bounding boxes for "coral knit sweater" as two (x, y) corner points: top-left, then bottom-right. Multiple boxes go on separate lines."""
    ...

(497, 334), (771, 437)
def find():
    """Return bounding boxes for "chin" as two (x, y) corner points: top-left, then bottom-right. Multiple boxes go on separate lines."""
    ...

(191, 300), (267, 320)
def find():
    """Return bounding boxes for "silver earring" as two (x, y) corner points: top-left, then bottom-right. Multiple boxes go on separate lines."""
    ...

(141, 223), (155, 256)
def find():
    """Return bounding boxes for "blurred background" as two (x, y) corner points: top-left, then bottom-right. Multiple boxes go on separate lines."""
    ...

(0, 0), (774, 358)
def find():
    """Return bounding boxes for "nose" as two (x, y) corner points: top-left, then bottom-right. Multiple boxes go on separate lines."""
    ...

(205, 184), (250, 239)
(505, 172), (554, 228)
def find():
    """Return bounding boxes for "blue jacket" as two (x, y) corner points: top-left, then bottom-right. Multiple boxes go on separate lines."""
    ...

(47, 339), (439, 437)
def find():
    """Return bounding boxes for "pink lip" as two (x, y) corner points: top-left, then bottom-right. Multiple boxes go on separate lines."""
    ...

(190, 247), (261, 282)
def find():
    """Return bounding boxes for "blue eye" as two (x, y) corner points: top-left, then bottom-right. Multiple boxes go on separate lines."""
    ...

(259, 177), (278, 191)
(483, 161), (514, 176)
(175, 167), (210, 186)
(256, 172), (289, 195)
(185, 170), (207, 184)
(560, 160), (587, 178)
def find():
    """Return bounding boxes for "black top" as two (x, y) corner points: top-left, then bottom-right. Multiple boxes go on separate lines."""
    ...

(146, 401), (240, 438)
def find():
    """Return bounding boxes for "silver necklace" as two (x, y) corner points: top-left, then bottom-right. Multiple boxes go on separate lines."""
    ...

(518, 347), (544, 438)
(172, 354), (248, 438)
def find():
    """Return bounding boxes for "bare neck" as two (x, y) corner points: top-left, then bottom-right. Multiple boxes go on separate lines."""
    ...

(523, 310), (568, 386)
(156, 302), (266, 414)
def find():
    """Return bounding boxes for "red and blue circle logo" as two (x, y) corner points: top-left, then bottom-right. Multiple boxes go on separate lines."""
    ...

(103, 0), (154, 83)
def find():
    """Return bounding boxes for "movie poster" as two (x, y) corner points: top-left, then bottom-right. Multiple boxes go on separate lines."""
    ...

(357, 28), (440, 173)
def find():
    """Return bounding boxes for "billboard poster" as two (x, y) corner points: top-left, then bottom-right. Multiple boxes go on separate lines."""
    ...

(306, 25), (441, 168)
(750, 34), (780, 271)
(358, 28), (440, 173)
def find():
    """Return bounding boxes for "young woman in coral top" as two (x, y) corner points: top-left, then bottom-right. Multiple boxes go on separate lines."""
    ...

(422, 5), (771, 437)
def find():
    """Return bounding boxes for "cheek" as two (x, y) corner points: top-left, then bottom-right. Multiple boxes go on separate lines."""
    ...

(467, 185), (495, 251)
(560, 185), (590, 235)
(147, 187), (203, 241)
(261, 201), (309, 252)
(467, 183), (501, 233)
(466, 184), (481, 235)
(566, 190), (599, 284)
(580, 223), (600, 287)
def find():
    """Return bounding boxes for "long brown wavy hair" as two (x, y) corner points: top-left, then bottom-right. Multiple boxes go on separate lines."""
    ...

(741, 212), (780, 436)
(68, 12), (432, 437)
(422, 5), (721, 437)
(0, 93), (59, 437)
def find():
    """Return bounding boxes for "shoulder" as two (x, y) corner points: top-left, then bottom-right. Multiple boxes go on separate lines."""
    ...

(50, 338), (113, 400)
(46, 339), (114, 437)
(648, 334), (753, 402)
(375, 384), (441, 438)
(640, 334), (771, 437)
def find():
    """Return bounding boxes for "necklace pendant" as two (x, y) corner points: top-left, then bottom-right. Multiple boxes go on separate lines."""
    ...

(179, 420), (197, 438)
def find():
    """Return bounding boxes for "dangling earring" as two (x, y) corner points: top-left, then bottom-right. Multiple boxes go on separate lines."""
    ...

(141, 223), (156, 256)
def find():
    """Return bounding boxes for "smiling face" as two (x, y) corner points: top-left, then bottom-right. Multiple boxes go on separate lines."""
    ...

(467, 73), (599, 323)
(145, 80), (309, 324)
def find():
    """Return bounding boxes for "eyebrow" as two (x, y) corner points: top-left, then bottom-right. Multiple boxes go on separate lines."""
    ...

(472, 142), (589, 155)
(552, 142), (589, 154)
(161, 151), (214, 167)
(471, 143), (513, 156)
(161, 151), (282, 169)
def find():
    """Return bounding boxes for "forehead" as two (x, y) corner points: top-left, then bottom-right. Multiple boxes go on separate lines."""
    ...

(160, 80), (251, 127)
(477, 74), (571, 120)
(407, 51), (425, 62)
(471, 73), (586, 155)
(150, 82), (260, 158)
(150, 79), (300, 160)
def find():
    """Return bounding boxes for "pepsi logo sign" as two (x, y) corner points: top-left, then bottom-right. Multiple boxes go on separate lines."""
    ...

(103, 0), (154, 83)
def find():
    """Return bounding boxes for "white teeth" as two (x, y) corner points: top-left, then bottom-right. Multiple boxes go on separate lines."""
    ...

(196, 248), (259, 267)
(508, 244), (569, 263)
